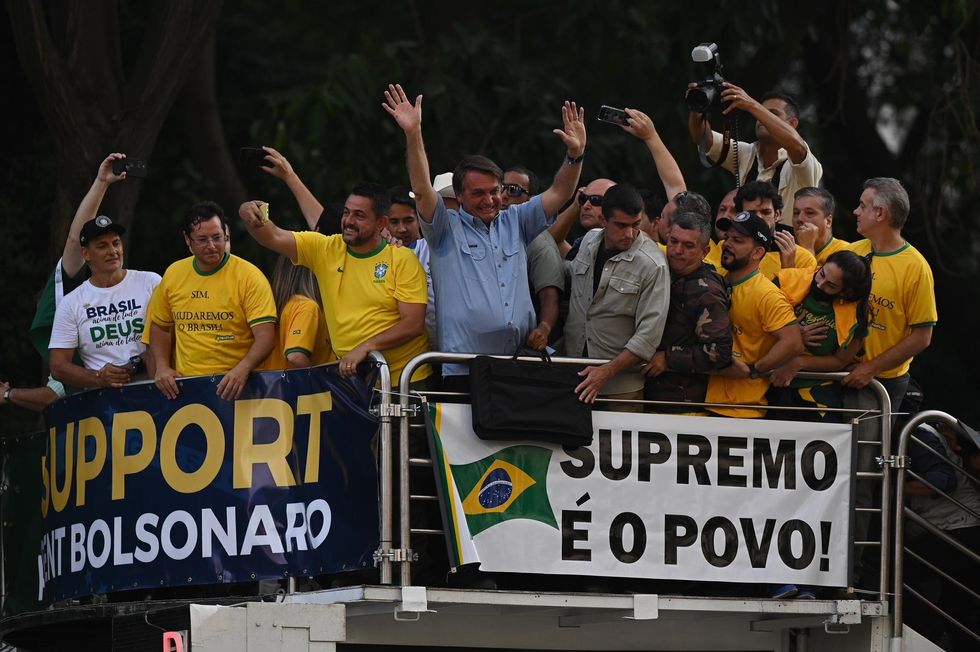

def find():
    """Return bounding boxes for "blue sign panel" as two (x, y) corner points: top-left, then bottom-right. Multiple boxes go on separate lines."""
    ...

(38, 365), (379, 601)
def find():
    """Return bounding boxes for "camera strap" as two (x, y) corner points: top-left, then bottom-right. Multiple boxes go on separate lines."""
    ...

(696, 119), (731, 170)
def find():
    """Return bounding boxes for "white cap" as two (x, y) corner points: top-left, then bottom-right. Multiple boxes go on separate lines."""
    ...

(432, 172), (455, 198)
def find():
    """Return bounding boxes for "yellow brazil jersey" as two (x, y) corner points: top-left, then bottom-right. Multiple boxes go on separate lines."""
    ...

(707, 240), (816, 279)
(814, 236), (849, 265)
(846, 240), (937, 378)
(758, 245), (816, 280)
(706, 270), (798, 417)
(294, 232), (430, 385)
(704, 239), (723, 273)
(150, 254), (277, 377)
(260, 295), (334, 370)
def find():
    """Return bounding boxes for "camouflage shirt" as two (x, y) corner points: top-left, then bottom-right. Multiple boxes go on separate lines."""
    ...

(645, 263), (733, 407)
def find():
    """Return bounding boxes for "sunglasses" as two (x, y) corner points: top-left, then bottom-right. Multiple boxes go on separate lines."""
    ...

(501, 183), (530, 198)
(577, 192), (603, 206)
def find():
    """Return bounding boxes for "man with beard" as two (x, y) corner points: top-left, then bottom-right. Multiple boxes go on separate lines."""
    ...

(767, 251), (873, 420)
(565, 183), (670, 409)
(734, 180), (816, 279)
(240, 183), (431, 387)
(642, 211), (732, 411)
(705, 211), (803, 417)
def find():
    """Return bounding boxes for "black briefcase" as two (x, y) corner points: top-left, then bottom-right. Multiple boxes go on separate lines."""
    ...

(469, 348), (593, 447)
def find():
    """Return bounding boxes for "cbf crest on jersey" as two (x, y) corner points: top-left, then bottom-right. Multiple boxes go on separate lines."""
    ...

(374, 262), (389, 279)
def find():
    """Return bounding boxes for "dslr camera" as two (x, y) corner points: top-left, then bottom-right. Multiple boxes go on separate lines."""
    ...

(686, 42), (726, 114)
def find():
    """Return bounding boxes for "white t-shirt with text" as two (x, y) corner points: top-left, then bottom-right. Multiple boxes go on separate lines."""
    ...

(49, 269), (161, 370)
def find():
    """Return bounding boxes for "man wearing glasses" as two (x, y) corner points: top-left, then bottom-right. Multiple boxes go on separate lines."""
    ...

(548, 178), (616, 260)
(148, 202), (277, 401)
(503, 165), (565, 349)
(383, 83), (587, 385)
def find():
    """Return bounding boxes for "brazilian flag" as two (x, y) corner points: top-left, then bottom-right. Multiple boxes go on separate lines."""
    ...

(450, 445), (558, 536)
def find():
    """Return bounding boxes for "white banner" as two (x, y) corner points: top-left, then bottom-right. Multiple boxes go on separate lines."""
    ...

(427, 404), (853, 587)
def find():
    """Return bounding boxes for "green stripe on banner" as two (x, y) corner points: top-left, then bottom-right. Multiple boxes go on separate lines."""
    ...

(427, 403), (465, 566)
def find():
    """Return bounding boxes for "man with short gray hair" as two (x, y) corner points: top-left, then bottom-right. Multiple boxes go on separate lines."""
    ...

(642, 211), (732, 409)
(843, 177), (936, 410)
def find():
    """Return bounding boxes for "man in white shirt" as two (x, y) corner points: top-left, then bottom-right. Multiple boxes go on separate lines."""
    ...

(49, 216), (160, 389)
(688, 85), (822, 224)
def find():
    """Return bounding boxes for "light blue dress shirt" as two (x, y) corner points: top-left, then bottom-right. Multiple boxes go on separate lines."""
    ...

(421, 195), (548, 376)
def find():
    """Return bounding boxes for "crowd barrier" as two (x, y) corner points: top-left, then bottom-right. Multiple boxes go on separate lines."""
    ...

(0, 351), (896, 620)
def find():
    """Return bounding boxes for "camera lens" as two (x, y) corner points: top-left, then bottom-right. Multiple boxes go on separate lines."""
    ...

(687, 85), (716, 113)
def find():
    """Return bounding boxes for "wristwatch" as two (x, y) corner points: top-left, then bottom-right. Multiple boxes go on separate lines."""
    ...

(748, 364), (761, 379)
(565, 153), (585, 165)
(3, 387), (11, 403)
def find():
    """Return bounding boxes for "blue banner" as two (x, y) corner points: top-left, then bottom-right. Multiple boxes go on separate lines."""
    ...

(38, 365), (379, 602)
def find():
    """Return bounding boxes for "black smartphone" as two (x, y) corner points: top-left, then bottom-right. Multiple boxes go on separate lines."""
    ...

(111, 158), (148, 178)
(239, 147), (273, 170)
(597, 105), (630, 126)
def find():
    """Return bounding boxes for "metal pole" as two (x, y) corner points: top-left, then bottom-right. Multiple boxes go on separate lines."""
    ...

(369, 351), (393, 585)
(864, 380), (892, 603)
(891, 409), (963, 640)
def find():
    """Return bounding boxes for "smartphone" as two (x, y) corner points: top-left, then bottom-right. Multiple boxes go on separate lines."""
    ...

(111, 158), (148, 178)
(597, 105), (630, 126)
(239, 147), (273, 170)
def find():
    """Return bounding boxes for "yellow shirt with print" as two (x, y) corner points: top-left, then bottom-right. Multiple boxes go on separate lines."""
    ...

(260, 294), (334, 370)
(294, 232), (430, 385)
(845, 240), (937, 379)
(814, 236), (849, 265)
(150, 254), (277, 377)
(706, 270), (798, 417)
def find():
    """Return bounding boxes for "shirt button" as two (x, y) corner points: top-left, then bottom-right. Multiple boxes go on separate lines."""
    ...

(500, 282), (505, 287)
(507, 321), (513, 326)
(505, 303), (509, 307)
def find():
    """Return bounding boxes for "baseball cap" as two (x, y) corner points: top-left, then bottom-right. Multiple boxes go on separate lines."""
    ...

(79, 215), (126, 246)
(716, 211), (771, 247)
(432, 172), (455, 199)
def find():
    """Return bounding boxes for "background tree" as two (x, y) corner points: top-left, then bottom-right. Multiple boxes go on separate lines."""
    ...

(1, 0), (977, 436)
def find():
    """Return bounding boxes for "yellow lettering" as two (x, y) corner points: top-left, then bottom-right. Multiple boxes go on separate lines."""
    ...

(111, 411), (158, 500)
(296, 391), (332, 483)
(233, 398), (297, 489)
(160, 405), (224, 493)
(49, 424), (74, 513)
(75, 417), (107, 507)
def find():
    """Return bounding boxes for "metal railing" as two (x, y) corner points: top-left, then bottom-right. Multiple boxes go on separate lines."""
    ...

(892, 410), (980, 644)
(389, 351), (894, 600)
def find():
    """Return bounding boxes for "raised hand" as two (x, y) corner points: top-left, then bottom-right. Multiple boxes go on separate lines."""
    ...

(553, 101), (586, 158)
(382, 83), (423, 133)
(622, 108), (657, 142)
(97, 153), (128, 184)
(259, 146), (295, 180)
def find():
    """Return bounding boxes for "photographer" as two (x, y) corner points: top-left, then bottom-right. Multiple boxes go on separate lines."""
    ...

(688, 83), (822, 225)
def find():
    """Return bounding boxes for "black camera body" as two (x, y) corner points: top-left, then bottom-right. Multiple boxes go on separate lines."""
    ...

(687, 73), (725, 114)
(686, 42), (726, 114)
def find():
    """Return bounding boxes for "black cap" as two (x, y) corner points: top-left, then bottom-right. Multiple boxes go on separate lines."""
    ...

(717, 211), (771, 247)
(79, 215), (126, 246)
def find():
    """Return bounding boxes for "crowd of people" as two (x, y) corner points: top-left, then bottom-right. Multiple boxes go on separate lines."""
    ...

(0, 81), (939, 423)
(1, 80), (975, 633)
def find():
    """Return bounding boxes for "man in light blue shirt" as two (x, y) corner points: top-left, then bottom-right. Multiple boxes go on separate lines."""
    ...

(383, 84), (588, 380)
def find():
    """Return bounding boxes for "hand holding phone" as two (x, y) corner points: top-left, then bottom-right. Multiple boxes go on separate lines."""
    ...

(597, 105), (630, 127)
(239, 147), (274, 171)
(111, 158), (149, 178)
